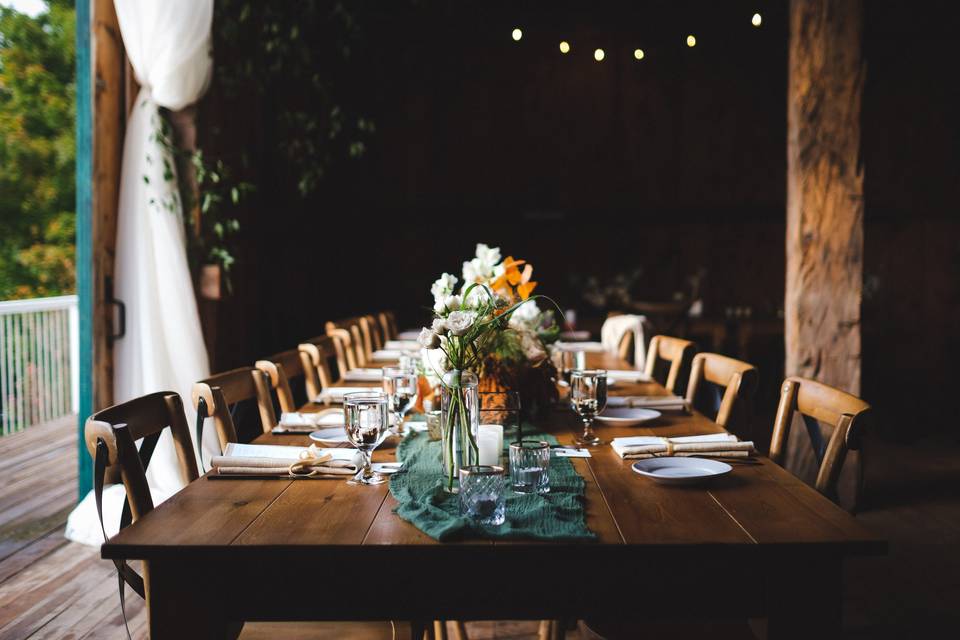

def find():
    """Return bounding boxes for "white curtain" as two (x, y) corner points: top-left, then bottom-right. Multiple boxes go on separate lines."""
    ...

(66, 0), (215, 546)
(601, 314), (647, 369)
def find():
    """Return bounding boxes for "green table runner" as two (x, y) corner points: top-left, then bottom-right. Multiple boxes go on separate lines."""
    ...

(389, 431), (596, 542)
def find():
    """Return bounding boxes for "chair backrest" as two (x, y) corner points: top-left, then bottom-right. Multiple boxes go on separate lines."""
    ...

(362, 314), (384, 351)
(643, 335), (696, 393)
(600, 314), (646, 367)
(191, 367), (276, 453)
(326, 318), (367, 368)
(378, 311), (398, 341)
(684, 352), (758, 431)
(299, 336), (337, 397)
(256, 349), (304, 415)
(770, 376), (871, 500)
(84, 391), (198, 521)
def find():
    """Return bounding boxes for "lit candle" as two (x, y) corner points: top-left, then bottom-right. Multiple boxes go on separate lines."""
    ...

(478, 424), (504, 466)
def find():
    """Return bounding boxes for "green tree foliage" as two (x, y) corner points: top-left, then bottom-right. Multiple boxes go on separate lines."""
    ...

(0, 0), (75, 299)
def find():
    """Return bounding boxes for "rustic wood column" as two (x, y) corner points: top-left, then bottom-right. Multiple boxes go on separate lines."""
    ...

(785, 0), (865, 505)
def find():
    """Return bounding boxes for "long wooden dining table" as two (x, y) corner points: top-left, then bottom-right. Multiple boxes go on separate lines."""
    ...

(102, 351), (885, 639)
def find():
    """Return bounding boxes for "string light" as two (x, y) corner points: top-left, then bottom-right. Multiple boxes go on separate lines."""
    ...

(686, 34), (697, 47)
(512, 28), (523, 42)
(559, 41), (571, 54)
(752, 13), (762, 27)
(634, 48), (645, 60)
(594, 48), (605, 62)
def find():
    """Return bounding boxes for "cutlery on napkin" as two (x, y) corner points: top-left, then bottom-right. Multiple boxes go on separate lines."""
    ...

(211, 443), (358, 477)
(606, 395), (687, 411)
(611, 433), (755, 459)
(343, 368), (385, 382)
(272, 409), (343, 433)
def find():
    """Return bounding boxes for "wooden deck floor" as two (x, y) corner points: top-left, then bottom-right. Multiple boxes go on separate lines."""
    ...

(0, 417), (957, 639)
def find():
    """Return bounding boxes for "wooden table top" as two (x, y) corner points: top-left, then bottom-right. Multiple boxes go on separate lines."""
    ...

(103, 351), (884, 560)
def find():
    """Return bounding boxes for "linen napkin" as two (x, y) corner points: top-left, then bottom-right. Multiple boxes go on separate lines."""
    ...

(272, 409), (343, 433)
(606, 395), (687, 411)
(555, 341), (606, 352)
(343, 368), (384, 382)
(397, 330), (421, 341)
(315, 386), (381, 404)
(604, 369), (652, 383)
(611, 434), (755, 459)
(212, 444), (358, 477)
(384, 340), (420, 351)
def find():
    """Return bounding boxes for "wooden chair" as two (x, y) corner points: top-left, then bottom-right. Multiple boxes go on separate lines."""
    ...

(684, 352), (758, 435)
(363, 313), (384, 351)
(326, 318), (368, 368)
(191, 367), (277, 455)
(256, 350), (305, 415)
(298, 336), (338, 392)
(379, 310), (398, 340)
(643, 335), (696, 394)
(770, 376), (871, 502)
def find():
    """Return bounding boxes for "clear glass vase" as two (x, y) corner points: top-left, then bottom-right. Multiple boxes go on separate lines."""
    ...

(440, 370), (479, 493)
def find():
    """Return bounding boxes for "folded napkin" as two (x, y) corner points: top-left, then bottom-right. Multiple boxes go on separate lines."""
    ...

(212, 444), (358, 477)
(273, 409), (343, 433)
(372, 349), (404, 361)
(604, 369), (652, 383)
(555, 341), (606, 352)
(343, 368), (384, 382)
(315, 386), (381, 404)
(606, 395), (687, 410)
(384, 340), (420, 351)
(397, 330), (421, 341)
(611, 434), (755, 459)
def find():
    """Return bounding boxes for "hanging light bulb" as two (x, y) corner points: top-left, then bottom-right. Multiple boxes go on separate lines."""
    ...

(559, 41), (571, 54)
(752, 13), (762, 27)
(594, 48), (605, 62)
(512, 28), (523, 42)
(686, 34), (697, 47)
(634, 48), (645, 60)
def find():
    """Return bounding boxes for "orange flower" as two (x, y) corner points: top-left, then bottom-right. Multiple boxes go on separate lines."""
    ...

(491, 256), (525, 291)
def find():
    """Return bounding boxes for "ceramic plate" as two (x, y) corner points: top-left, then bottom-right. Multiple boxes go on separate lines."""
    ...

(308, 427), (349, 444)
(371, 462), (403, 474)
(596, 407), (661, 426)
(631, 457), (732, 485)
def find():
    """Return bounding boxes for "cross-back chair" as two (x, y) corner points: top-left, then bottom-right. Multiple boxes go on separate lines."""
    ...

(378, 310), (398, 341)
(298, 336), (338, 394)
(770, 376), (871, 502)
(363, 313), (384, 351)
(684, 352), (758, 435)
(256, 350), (306, 415)
(326, 318), (368, 368)
(643, 335), (696, 394)
(191, 367), (276, 456)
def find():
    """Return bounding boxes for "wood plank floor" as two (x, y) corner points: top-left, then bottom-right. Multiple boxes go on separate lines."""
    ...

(0, 417), (957, 639)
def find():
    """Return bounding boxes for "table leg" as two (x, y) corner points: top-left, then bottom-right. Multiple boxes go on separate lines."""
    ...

(766, 558), (842, 640)
(146, 562), (234, 639)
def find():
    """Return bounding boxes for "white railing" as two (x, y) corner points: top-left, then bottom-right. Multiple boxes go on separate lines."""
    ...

(0, 295), (78, 435)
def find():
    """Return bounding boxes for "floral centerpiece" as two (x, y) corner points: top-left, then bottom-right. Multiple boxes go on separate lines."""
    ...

(417, 244), (559, 491)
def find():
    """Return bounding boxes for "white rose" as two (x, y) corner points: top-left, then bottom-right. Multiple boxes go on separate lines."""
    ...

(418, 327), (440, 349)
(431, 317), (448, 335)
(444, 294), (462, 311)
(508, 299), (541, 330)
(461, 283), (491, 309)
(445, 310), (477, 336)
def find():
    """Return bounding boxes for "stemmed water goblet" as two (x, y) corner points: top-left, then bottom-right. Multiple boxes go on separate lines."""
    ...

(382, 366), (418, 435)
(569, 369), (608, 446)
(343, 392), (389, 485)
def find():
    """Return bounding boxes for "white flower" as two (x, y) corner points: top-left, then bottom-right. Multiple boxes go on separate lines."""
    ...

(508, 299), (541, 331)
(418, 327), (440, 349)
(431, 272), (458, 309)
(445, 310), (477, 336)
(475, 243), (501, 267)
(431, 317), (448, 335)
(461, 283), (491, 309)
(443, 294), (462, 311)
(434, 297), (447, 313)
(461, 243), (502, 283)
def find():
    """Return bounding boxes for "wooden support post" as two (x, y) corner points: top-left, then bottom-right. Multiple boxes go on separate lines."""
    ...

(785, 0), (865, 503)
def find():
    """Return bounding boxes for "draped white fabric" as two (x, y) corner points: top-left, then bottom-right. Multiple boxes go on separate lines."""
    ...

(66, 0), (215, 546)
(600, 314), (648, 369)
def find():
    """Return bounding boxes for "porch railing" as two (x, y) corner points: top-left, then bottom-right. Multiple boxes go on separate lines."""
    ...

(0, 295), (78, 435)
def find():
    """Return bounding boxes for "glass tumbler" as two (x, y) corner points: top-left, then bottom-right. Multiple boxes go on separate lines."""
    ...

(458, 465), (506, 526)
(508, 440), (551, 494)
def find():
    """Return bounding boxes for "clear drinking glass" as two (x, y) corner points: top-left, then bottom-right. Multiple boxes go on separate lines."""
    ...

(508, 440), (551, 494)
(570, 369), (608, 446)
(343, 392), (389, 485)
(382, 366), (418, 435)
(459, 465), (506, 526)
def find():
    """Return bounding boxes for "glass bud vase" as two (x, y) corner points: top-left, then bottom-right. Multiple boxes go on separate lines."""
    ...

(440, 370), (480, 493)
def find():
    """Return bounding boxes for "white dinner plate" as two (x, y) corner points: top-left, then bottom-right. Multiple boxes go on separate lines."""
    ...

(631, 457), (732, 485)
(371, 462), (403, 475)
(596, 407), (661, 426)
(308, 427), (349, 444)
